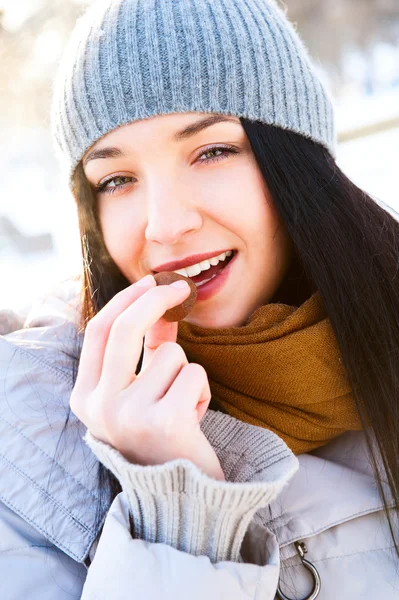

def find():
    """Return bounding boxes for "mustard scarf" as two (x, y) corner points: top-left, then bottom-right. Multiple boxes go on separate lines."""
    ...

(177, 291), (362, 455)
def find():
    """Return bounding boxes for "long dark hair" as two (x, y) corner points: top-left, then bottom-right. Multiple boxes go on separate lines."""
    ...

(67, 119), (399, 557)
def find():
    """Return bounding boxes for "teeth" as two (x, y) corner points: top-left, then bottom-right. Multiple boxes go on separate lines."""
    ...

(174, 267), (190, 276)
(199, 260), (211, 271)
(185, 263), (202, 277)
(173, 250), (233, 278)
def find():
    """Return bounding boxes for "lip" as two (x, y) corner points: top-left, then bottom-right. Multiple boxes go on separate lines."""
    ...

(152, 249), (234, 273)
(194, 250), (238, 302)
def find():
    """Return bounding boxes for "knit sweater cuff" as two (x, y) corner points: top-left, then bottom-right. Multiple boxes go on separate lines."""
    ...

(84, 431), (296, 563)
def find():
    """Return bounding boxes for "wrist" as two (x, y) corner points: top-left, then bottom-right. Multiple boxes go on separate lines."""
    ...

(212, 463), (225, 481)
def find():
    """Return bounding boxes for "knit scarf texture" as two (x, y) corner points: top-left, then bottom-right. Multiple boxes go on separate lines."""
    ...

(177, 291), (362, 455)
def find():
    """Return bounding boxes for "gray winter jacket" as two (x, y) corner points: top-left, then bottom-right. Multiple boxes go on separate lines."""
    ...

(0, 278), (397, 599)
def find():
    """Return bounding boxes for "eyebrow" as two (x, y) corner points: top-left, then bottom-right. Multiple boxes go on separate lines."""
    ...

(82, 115), (240, 166)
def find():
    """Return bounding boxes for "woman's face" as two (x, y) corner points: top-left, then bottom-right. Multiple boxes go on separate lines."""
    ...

(83, 112), (293, 328)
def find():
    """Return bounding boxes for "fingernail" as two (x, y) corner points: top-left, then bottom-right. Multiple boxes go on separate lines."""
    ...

(136, 274), (155, 287)
(170, 280), (190, 290)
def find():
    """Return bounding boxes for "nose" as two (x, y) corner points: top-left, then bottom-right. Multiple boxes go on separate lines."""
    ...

(144, 185), (202, 245)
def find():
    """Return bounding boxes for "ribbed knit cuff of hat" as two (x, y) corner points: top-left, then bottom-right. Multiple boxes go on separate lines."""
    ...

(84, 412), (298, 564)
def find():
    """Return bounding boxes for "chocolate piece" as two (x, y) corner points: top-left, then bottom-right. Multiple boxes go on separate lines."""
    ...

(154, 271), (197, 322)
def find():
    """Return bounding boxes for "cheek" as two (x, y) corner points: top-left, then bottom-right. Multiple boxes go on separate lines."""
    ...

(231, 169), (293, 286)
(98, 201), (143, 264)
(246, 171), (282, 241)
(257, 197), (292, 273)
(215, 166), (278, 241)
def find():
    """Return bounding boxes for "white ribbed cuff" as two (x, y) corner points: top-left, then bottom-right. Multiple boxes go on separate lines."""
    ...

(84, 431), (297, 563)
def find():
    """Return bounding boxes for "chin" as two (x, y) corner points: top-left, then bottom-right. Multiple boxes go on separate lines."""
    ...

(184, 307), (246, 329)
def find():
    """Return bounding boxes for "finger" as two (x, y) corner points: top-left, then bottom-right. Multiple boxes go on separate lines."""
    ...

(133, 341), (188, 401)
(161, 363), (211, 421)
(74, 275), (156, 395)
(141, 319), (178, 372)
(100, 281), (191, 391)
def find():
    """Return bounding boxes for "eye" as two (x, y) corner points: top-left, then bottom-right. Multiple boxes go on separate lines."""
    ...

(196, 144), (239, 164)
(95, 175), (134, 195)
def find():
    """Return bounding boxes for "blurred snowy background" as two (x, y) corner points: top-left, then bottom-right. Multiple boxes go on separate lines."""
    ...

(0, 0), (398, 311)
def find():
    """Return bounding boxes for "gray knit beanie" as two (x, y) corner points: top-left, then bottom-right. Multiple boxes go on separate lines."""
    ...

(51, 0), (336, 184)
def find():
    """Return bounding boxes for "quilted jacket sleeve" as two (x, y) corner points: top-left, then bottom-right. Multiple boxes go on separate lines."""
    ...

(0, 499), (87, 600)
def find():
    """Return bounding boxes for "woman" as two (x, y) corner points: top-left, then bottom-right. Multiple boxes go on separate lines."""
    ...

(1, 0), (398, 598)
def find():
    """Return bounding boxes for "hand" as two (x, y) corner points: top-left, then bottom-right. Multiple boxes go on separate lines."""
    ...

(70, 275), (225, 481)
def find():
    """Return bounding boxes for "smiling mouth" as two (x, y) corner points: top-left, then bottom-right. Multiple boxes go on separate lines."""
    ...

(188, 251), (236, 286)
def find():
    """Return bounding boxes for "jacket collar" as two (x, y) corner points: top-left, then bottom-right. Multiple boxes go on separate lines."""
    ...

(265, 429), (392, 559)
(0, 278), (387, 562)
